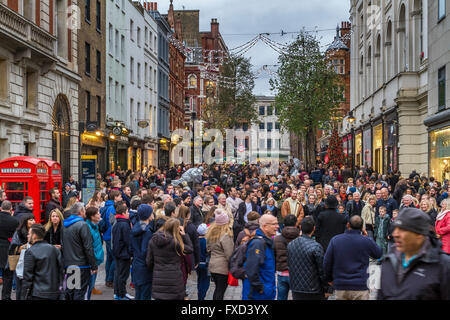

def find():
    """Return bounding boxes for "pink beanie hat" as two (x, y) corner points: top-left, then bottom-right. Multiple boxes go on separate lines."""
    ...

(214, 208), (229, 226)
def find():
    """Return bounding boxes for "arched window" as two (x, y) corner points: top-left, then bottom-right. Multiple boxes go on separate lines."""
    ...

(367, 46), (372, 94)
(188, 74), (197, 88)
(413, 0), (423, 70)
(385, 20), (393, 80)
(360, 55), (364, 101)
(52, 95), (71, 183)
(398, 3), (407, 72)
(376, 34), (382, 87)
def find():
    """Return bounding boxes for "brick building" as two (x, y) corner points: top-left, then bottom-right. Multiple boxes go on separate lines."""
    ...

(78, 0), (107, 173)
(0, 0), (80, 183)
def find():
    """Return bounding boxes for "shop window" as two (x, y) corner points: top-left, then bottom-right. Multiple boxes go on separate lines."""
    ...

(430, 127), (450, 181)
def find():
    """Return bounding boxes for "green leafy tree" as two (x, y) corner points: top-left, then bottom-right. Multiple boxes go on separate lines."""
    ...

(203, 55), (258, 132)
(270, 31), (344, 170)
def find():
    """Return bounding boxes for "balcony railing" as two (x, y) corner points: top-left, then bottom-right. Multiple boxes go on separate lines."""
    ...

(0, 3), (56, 58)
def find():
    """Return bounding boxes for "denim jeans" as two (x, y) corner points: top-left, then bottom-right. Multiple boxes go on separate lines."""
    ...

(196, 267), (210, 300)
(277, 275), (290, 300)
(105, 240), (115, 282)
(135, 283), (152, 300)
(86, 272), (97, 300)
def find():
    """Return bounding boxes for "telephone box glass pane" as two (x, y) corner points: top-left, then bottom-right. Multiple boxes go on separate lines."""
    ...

(40, 192), (46, 201)
(6, 182), (25, 191)
(40, 182), (47, 191)
(6, 192), (24, 202)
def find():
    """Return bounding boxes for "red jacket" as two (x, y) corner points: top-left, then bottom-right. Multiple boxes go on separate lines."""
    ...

(435, 211), (450, 254)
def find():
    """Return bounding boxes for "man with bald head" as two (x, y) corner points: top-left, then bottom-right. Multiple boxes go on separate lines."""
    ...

(323, 215), (382, 300)
(376, 187), (398, 217)
(242, 214), (278, 301)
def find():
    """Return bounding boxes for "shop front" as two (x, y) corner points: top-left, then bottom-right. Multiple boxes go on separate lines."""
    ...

(355, 131), (362, 168)
(363, 126), (372, 168)
(372, 123), (383, 174)
(343, 133), (353, 168)
(81, 132), (107, 175)
(158, 138), (170, 169)
(383, 112), (398, 173)
(430, 126), (450, 181)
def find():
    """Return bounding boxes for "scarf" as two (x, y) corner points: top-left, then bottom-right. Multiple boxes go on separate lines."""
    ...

(288, 198), (299, 215)
(436, 209), (449, 222)
(266, 205), (275, 211)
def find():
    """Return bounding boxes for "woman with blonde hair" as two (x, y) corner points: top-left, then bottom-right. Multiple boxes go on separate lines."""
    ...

(361, 195), (377, 239)
(146, 218), (193, 300)
(206, 208), (234, 300)
(44, 209), (64, 249)
(420, 199), (438, 225)
(63, 196), (78, 218)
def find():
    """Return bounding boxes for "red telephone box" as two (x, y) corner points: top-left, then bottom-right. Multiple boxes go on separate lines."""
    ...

(0, 157), (51, 223)
(40, 159), (62, 201)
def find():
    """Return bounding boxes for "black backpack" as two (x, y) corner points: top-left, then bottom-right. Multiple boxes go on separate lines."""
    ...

(229, 229), (263, 280)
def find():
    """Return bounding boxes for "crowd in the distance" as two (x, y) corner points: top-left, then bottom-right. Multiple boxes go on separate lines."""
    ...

(0, 160), (449, 300)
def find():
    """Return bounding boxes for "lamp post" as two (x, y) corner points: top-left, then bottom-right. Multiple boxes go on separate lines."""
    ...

(191, 111), (197, 166)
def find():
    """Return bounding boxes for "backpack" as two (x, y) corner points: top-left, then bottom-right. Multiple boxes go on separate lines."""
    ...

(229, 229), (262, 280)
(98, 206), (108, 234)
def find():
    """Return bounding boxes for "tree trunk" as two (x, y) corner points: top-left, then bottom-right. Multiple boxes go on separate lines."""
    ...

(305, 129), (316, 171)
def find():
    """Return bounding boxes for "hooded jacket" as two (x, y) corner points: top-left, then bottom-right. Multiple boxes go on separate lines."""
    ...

(273, 226), (300, 272)
(130, 221), (154, 285)
(13, 203), (34, 224)
(112, 215), (132, 260)
(242, 228), (276, 300)
(101, 200), (115, 241)
(146, 231), (193, 300)
(377, 236), (450, 300)
(62, 215), (97, 269)
(86, 220), (104, 266)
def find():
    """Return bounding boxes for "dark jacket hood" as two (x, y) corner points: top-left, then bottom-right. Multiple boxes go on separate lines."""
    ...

(152, 231), (174, 248)
(132, 221), (151, 237)
(281, 226), (300, 240)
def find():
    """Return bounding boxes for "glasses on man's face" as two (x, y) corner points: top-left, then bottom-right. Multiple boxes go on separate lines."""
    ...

(266, 222), (279, 226)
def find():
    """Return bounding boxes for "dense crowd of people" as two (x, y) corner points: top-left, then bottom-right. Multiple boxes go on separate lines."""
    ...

(0, 161), (449, 300)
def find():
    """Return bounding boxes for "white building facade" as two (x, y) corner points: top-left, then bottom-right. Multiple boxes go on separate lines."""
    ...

(0, 0), (80, 183)
(345, 0), (429, 175)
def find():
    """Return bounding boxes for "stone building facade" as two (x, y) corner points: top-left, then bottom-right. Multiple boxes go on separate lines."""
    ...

(0, 0), (80, 182)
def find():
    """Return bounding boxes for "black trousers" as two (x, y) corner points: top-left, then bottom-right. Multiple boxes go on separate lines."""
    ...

(292, 291), (325, 300)
(114, 259), (131, 298)
(1, 267), (13, 300)
(65, 268), (91, 300)
(211, 273), (228, 300)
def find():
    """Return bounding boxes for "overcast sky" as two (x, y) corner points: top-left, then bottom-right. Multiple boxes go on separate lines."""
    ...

(152, 0), (351, 96)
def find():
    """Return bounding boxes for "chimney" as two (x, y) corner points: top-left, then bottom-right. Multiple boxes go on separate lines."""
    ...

(211, 18), (219, 38)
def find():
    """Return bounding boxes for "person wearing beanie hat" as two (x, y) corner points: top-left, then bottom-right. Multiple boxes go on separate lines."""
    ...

(316, 195), (347, 251)
(130, 204), (154, 300)
(196, 223), (210, 300)
(205, 208), (234, 300)
(378, 206), (450, 300)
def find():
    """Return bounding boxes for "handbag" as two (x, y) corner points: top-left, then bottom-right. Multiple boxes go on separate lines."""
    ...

(227, 272), (239, 287)
(8, 247), (20, 271)
(16, 244), (30, 279)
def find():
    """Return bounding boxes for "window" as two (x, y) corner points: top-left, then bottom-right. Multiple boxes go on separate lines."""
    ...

(438, 66), (446, 111)
(137, 27), (141, 47)
(0, 58), (7, 99)
(144, 62), (148, 87)
(85, 42), (91, 75)
(130, 99), (134, 129)
(130, 19), (134, 41)
(267, 106), (273, 116)
(130, 57), (134, 83)
(188, 75), (197, 88)
(86, 91), (91, 122)
(267, 122), (273, 132)
(275, 107), (280, 115)
(145, 27), (148, 47)
(259, 106), (265, 115)
(25, 69), (37, 109)
(115, 82), (119, 109)
(97, 96), (101, 125)
(439, 0), (446, 21)
(137, 63), (141, 87)
(121, 35), (125, 63)
(259, 123), (265, 130)
(56, 0), (68, 58)
(108, 24), (113, 54)
(121, 85), (125, 110)
(96, 50), (101, 81)
(96, 0), (101, 31)
(243, 123), (248, 131)
(267, 139), (272, 150)
(332, 59), (345, 74)
(275, 122), (280, 130)
(85, 0), (91, 23)
(115, 30), (119, 59)
(149, 66), (153, 88)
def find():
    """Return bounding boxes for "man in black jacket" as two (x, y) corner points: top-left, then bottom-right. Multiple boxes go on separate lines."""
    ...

(189, 196), (204, 228)
(377, 208), (450, 300)
(62, 202), (97, 300)
(21, 224), (64, 300)
(316, 196), (347, 251)
(346, 192), (365, 217)
(288, 216), (326, 300)
(45, 188), (63, 223)
(14, 197), (34, 223)
(0, 201), (19, 300)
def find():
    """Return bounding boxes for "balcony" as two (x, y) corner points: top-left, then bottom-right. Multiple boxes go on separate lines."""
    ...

(0, 3), (57, 63)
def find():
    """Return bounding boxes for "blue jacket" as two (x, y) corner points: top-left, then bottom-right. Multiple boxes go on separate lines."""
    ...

(376, 198), (398, 216)
(198, 237), (208, 270)
(129, 209), (138, 227)
(111, 216), (132, 260)
(102, 200), (115, 241)
(242, 228), (276, 300)
(86, 220), (104, 266)
(130, 221), (154, 285)
(324, 229), (382, 291)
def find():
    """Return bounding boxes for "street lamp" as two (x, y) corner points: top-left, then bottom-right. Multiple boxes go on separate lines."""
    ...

(191, 111), (197, 165)
(347, 111), (356, 124)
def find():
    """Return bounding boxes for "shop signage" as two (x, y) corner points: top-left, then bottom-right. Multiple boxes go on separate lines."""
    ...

(138, 121), (149, 128)
(81, 157), (97, 205)
(112, 126), (122, 136)
(37, 169), (48, 174)
(1, 168), (31, 174)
